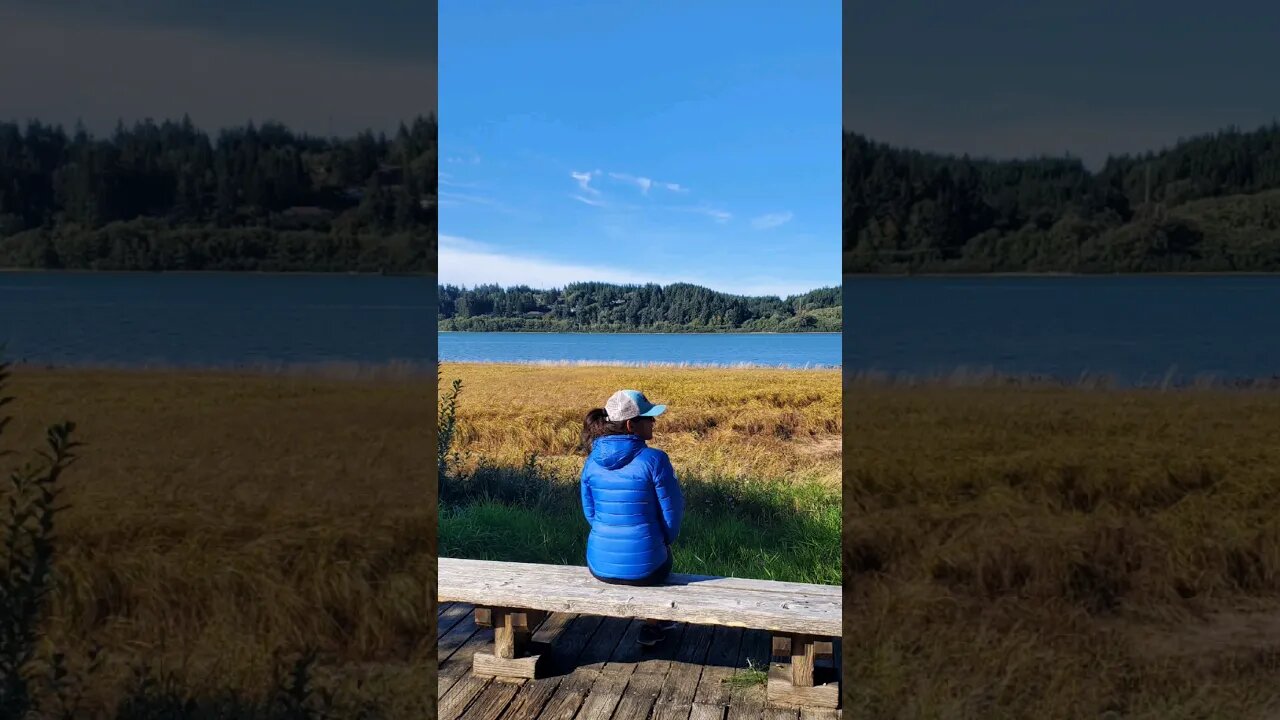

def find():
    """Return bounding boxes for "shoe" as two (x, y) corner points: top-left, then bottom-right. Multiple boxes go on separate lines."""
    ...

(636, 624), (664, 647)
(655, 620), (679, 632)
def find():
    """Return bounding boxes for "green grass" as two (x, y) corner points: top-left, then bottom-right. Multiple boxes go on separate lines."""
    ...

(437, 365), (841, 585)
(722, 659), (769, 687)
(439, 463), (839, 585)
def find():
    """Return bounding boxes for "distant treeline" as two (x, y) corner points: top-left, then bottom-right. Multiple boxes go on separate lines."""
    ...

(438, 282), (841, 332)
(0, 115), (436, 272)
(844, 122), (1280, 273)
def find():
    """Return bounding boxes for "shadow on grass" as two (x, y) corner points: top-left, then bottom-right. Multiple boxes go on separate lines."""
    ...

(439, 458), (839, 585)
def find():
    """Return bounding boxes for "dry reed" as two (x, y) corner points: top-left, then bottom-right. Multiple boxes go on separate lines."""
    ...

(3, 368), (436, 718)
(846, 382), (1280, 718)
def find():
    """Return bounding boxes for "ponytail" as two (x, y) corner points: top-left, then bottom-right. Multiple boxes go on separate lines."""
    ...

(580, 407), (629, 453)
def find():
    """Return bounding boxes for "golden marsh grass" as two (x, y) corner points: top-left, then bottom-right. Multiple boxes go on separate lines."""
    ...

(846, 383), (1280, 718)
(438, 362), (841, 485)
(4, 368), (435, 718)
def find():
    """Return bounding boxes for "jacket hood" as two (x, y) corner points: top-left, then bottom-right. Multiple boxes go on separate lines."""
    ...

(589, 434), (646, 470)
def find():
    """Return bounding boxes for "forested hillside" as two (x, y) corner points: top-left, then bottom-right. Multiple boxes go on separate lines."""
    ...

(0, 115), (436, 272)
(844, 122), (1280, 273)
(438, 282), (841, 332)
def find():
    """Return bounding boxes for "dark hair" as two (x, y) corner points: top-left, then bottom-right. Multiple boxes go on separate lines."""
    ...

(580, 408), (630, 454)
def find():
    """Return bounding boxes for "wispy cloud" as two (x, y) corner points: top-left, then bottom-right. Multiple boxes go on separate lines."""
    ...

(439, 190), (511, 212)
(751, 211), (794, 230)
(438, 173), (481, 190)
(571, 170), (601, 196)
(571, 194), (608, 207)
(609, 172), (652, 194)
(440, 235), (657, 288)
(608, 172), (688, 195)
(438, 235), (823, 297)
(676, 206), (732, 224)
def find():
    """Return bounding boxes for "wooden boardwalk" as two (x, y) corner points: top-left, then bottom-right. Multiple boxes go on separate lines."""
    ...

(438, 602), (842, 720)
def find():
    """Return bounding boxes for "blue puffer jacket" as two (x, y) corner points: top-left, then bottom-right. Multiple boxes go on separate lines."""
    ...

(580, 434), (684, 581)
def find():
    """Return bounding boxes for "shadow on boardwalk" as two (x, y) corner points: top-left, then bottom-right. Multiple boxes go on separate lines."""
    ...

(438, 602), (842, 720)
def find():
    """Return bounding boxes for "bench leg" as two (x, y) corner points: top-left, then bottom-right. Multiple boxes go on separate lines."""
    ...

(472, 607), (549, 680)
(767, 633), (839, 709)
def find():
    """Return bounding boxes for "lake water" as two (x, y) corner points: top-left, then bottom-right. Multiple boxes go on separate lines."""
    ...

(439, 331), (841, 367)
(845, 275), (1280, 383)
(0, 272), (435, 367)
(3, 273), (1278, 380)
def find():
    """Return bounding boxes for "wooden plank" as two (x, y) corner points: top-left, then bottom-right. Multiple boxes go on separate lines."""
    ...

(692, 626), (746, 708)
(575, 673), (629, 720)
(494, 608), (542, 659)
(541, 614), (605, 674)
(615, 623), (689, 720)
(577, 616), (634, 672)
(576, 620), (646, 720)
(439, 602), (472, 637)
(439, 611), (484, 672)
(690, 704), (727, 720)
(440, 558), (841, 636)
(652, 623), (716, 720)
(765, 666), (838, 710)
(473, 646), (546, 679)
(440, 618), (489, 674)
(534, 670), (596, 720)
(442, 559), (841, 599)
(830, 637), (842, 714)
(761, 709), (800, 720)
(601, 619), (646, 674)
(439, 673), (493, 720)
(533, 616), (630, 720)
(798, 708), (839, 720)
(633, 620), (691, 676)
(497, 613), (600, 720)
(456, 678), (521, 720)
(726, 630), (771, 720)
(610, 672), (666, 720)
(790, 635), (816, 687)
(495, 677), (561, 720)
(439, 558), (841, 604)
(440, 619), (499, 698)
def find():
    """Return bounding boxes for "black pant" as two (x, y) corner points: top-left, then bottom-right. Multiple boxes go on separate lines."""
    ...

(590, 546), (673, 586)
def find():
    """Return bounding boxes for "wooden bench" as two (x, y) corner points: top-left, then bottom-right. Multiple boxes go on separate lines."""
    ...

(438, 557), (841, 709)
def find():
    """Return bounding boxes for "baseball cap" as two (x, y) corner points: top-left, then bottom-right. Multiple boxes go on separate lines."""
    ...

(605, 389), (667, 422)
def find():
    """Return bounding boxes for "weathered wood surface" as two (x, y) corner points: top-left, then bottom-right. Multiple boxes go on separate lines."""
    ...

(439, 602), (842, 720)
(439, 558), (841, 637)
(765, 665), (839, 710)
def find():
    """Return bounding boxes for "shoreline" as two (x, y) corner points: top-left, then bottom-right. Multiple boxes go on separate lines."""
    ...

(846, 369), (1280, 391)
(13, 360), (1279, 384)
(437, 330), (841, 335)
(842, 270), (1280, 278)
(10, 358), (840, 373)
(441, 359), (841, 370)
(10, 359), (438, 379)
(0, 267), (435, 278)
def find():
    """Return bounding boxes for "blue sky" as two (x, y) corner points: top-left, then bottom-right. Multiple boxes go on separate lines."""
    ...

(846, 1), (1280, 168)
(439, 2), (839, 298)
(0, 0), (435, 135)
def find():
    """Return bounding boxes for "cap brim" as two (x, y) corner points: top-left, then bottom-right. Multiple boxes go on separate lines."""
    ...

(640, 404), (666, 417)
